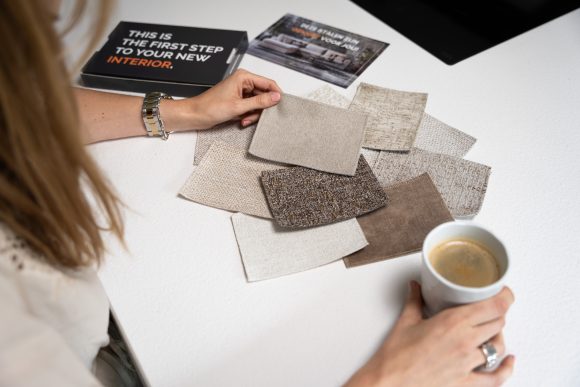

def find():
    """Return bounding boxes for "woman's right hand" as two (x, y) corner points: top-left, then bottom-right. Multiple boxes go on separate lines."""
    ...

(345, 282), (515, 387)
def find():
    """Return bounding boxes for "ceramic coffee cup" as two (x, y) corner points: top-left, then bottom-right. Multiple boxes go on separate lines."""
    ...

(421, 221), (510, 316)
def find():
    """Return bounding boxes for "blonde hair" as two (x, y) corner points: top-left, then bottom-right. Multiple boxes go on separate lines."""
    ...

(0, 0), (123, 268)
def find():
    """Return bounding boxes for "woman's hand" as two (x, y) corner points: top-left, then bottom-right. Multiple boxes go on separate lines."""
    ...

(164, 69), (282, 131)
(345, 282), (515, 387)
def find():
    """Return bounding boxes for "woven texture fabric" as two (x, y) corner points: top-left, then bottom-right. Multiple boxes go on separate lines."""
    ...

(374, 148), (491, 217)
(360, 148), (380, 169)
(261, 156), (388, 228)
(193, 121), (256, 165)
(304, 85), (351, 108)
(344, 174), (454, 267)
(231, 213), (368, 282)
(349, 83), (428, 151)
(249, 93), (367, 176)
(180, 141), (284, 218)
(415, 113), (476, 157)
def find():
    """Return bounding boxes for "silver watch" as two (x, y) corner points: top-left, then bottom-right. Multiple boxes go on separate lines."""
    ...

(141, 92), (173, 140)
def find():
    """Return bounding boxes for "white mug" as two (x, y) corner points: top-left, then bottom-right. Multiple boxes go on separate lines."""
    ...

(421, 221), (510, 316)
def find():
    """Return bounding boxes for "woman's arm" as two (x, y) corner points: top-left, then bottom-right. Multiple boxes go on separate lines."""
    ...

(76, 69), (282, 144)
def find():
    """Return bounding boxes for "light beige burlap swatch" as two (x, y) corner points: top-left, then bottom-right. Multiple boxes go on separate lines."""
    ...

(349, 83), (428, 151)
(231, 213), (368, 282)
(414, 113), (476, 157)
(373, 148), (491, 217)
(180, 141), (284, 218)
(249, 94), (367, 176)
(304, 85), (351, 108)
(193, 121), (256, 165)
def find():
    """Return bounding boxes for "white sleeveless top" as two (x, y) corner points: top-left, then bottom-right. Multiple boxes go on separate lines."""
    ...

(0, 223), (109, 386)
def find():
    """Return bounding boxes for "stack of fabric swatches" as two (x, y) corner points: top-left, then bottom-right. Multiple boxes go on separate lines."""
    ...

(180, 83), (490, 281)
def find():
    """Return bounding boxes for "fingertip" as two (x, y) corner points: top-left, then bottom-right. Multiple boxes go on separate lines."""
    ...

(270, 91), (281, 102)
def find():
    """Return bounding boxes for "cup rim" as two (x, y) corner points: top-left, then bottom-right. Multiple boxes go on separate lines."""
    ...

(422, 220), (510, 293)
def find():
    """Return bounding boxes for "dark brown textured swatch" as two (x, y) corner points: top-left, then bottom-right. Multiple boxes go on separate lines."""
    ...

(344, 173), (454, 268)
(261, 156), (388, 229)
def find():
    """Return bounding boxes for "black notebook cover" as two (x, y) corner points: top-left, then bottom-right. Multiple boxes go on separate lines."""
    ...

(80, 21), (248, 97)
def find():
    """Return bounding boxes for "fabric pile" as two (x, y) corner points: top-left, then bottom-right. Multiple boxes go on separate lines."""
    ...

(180, 83), (490, 281)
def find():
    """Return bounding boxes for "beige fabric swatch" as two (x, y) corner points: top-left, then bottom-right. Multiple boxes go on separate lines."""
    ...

(304, 85), (351, 108)
(231, 213), (368, 282)
(180, 141), (284, 218)
(344, 174), (454, 268)
(349, 83), (428, 151)
(193, 121), (256, 165)
(249, 93), (367, 176)
(415, 113), (476, 157)
(374, 148), (491, 217)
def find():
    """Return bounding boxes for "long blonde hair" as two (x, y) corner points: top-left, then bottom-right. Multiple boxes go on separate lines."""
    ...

(0, 0), (123, 268)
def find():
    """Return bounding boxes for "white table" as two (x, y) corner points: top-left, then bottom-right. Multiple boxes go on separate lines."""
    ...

(89, 1), (580, 386)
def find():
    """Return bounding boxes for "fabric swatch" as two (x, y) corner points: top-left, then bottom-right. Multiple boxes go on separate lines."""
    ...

(414, 113), (476, 158)
(344, 173), (454, 268)
(261, 156), (388, 228)
(373, 148), (491, 217)
(304, 85), (351, 108)
(180, 141), (284, 218)
(349, 83), (428, 151)
(193, 121), (256, 165)
(231, 213), (368, 282)
(249, 93), (367, 176)
(360, 148), (380, 169)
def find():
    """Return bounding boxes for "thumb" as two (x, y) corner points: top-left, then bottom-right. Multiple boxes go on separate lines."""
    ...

(238, 91), (281, 114)
(399, 281), (423, 325)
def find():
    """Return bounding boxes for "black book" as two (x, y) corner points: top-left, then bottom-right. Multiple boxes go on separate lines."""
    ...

(80, 21), (248, 97)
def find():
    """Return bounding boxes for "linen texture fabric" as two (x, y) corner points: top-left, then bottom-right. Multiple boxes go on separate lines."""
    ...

(373, 148), (491, 217)
(414, 113), (476, 157)
(344, 173), (454, 267)
(249, 93), (367, 176)
(349, 83), (428, 151)
(261, 156), (388, 228)
(231, 213), (368, 282)
(193, 121), (256, 165)
(304, 85), (351, 108)
(180, 141), (284, 218)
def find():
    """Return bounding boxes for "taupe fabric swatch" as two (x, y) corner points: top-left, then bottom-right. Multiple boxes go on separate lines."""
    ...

(261, 156), (388, 228)
(349, 83), (428, 151)
(344, 173), (454, 267)
(231, 213), (368, 282)
(415, 113), (476, 158)
(180, 141), (284, 218)
(249, 93), (367, 176)
(374, 148), (491, 217)
(304, 85), (351, 108)
(193, 121), (256, 165)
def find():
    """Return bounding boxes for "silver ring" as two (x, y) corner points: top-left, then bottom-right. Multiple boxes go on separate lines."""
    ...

(480, 341), (499, 369)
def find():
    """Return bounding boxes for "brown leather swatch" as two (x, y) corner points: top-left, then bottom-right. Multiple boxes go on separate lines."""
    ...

(344, 173), (454, 268)
(261, 156), (388, 229)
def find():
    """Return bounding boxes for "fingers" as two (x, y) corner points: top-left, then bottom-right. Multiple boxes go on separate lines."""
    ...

(237, 69), (282, 93)
(237, 91), (281, 115)
(467, 355), (515, 386)
(462, 287), (515, 326)
(241, 112), (260, 127)
(473, 317), (505, 346)
(398, 281), (424, 325)
(467, 333), (506, 370)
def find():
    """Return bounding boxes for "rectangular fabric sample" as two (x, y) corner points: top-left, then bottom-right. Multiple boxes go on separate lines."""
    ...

(373, 148), (491, 217)
(180, 141), (284, 218)
(414, 113), (476, 158)
(349, 83), (428, 151)
(231, 213), (368, 281)
(261, 156), (388, 228)
(304, 85), (351, 108)
(344, 173), (454, 267)
(249, 93), (367, 176)
(193, 121), (256, 165)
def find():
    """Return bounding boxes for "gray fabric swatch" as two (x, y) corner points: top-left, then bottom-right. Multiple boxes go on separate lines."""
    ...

(349, 83), (428, 151)
(261, 156), (388, 229)
(304, 85), (351, 108)
(231, 213), (368, 282)
(180, 141), (284, 218)
(415, 113), (476, 158)
(249, 93), (367, 176)
(373, 148), (491, 217)
(193, 121), (256, 165)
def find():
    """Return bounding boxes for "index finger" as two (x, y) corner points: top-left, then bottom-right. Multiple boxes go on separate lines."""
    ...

(242, 72), (282, 93)
(461, 287), (515, 325)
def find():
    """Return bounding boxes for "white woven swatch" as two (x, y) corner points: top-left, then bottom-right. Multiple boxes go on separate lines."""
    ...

(304, 85), (351, 108)
(231, 213), (368, 282)
(180, 141), (284, 218)
(414, 113), (476, 157)
(193, 121), (256, 165)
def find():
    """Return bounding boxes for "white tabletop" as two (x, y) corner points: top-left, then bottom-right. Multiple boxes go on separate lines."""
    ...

(89, 1), (580, 386)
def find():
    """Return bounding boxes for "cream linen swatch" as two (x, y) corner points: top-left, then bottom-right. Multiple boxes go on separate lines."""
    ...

(304, 85), (351, 108)
(349, 83), (428, 151)
(193, 121), (256, 165)
(180, 141), (284, 218)
(414, 113), (476, 157)
(374, 148), (491, 217)
(231, 213), (368, 282)
(249, 93), (367, 176)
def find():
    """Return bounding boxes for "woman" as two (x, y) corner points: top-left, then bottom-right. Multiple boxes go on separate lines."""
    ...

(0, 1), (515, 386)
